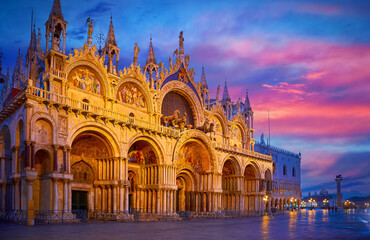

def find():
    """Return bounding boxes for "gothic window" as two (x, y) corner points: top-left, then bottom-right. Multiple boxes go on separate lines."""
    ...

(117, 83), (146, 109)
(283, 165), (287, 175)
(162, 92), (194, 126)
(292, 167), (296, 177)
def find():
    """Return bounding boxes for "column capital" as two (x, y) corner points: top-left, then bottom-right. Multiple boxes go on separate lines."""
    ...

(24, 140), (32, 146)
(30, 141), (36, 146)
(52, 144), (60, 150)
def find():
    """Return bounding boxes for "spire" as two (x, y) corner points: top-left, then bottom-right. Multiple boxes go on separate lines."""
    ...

(244, 90), (252, 111)
(201, 66), (208, 89)
(28, 24), (37, 53)
(49, 0), (64, 19)
(146, 36), (156, 65)
(222, 79), (231, 103)
(13, 49), (25, 89)
(105, 16), (117, 47)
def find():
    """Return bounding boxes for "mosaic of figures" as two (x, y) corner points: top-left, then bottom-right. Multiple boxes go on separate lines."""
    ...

(117, 83), (146, 109)
(128, 141), (157, 165)
(68, 66), (102, 95)
(71, 135), (110, 158)
(222, 160), (235, 176)
(178, 142), (210, 173)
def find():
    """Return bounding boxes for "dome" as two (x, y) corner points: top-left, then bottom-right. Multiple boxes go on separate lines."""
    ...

(320, 187), (328, 195)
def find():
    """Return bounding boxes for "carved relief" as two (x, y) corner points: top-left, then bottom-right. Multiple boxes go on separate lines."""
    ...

(58, 116), (67, 134)
(209, 115), (223, 136)
(35, 119), (52, 145)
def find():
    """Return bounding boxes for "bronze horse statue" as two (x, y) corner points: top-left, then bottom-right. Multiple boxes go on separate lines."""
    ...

(161, 110), (180, 127)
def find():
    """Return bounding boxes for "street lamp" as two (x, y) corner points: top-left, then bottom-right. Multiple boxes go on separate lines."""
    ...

(323, 199), (329, 209)
(308, 198), (313, 210)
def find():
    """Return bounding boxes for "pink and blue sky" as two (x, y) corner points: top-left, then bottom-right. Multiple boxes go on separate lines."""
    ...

(0, 0), (369, 198)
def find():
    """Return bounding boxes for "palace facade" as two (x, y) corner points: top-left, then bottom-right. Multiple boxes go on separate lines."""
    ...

(255, 134), (302, 210)
(0, 0), (300, 223)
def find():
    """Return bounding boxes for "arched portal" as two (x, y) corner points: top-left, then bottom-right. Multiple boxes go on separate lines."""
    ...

(176, 139), (213, 212)
(127, 139), (160, 213)
(70, 131), (114, 212)
(244, 164), (259, 212)
(222, 159), (239, 211)
(176, 170), (195, 212)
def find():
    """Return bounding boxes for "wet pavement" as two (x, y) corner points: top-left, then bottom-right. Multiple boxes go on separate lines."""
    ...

(0, 209), (369, 240)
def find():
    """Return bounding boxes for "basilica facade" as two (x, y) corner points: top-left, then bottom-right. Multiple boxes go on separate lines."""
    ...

(0, 0), (300, 223)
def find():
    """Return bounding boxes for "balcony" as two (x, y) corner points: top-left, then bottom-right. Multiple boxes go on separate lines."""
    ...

(25, 86), (180, 138)
(213, 142), (272, 161)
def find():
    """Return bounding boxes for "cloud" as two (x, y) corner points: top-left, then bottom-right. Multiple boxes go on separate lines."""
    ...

(83, 1), (115, 16)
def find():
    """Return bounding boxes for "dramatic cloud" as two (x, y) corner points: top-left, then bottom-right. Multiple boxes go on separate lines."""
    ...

(0, 0), (369, 198)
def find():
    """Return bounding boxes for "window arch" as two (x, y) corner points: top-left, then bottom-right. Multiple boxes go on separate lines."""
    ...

(283, 165), (287, 175)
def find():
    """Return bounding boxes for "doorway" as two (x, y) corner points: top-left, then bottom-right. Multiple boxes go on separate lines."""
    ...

(72, 190), (88, 210)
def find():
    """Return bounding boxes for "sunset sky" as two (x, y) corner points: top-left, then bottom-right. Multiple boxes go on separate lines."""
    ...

(0, 0), (369, 198)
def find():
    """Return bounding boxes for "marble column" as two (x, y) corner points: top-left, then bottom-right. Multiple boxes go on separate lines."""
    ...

(113, 186), (117, 213)
(63, 180), (68, 211)
(52, 145), (59, 172)
(53, 179), (58, 211)
(119, 186), (124, 212)
(30, 142), (35, 170)
(124, 187), (129, 212)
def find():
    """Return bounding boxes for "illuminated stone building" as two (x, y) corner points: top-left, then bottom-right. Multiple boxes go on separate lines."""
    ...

(0, 0), (299, 222)
(255, 135), (301, 210)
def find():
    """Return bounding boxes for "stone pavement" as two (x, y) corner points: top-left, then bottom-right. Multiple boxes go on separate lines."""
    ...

(0, 209), (369, 240)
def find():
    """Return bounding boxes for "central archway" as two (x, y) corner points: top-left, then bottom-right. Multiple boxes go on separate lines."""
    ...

(70, 131), (114, 212)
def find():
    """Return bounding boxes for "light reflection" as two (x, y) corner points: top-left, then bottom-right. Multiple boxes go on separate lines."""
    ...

(262, 215), (270, 240)
(289, 210), (298, 238)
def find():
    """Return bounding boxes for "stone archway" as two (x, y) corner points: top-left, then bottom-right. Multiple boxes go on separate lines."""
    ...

(222, 159), (240, 211)
(70, 131), (114, 212)
(244, 164), (259, 212)
(176, 139), (214, 213)
(176, 170), (196, 212)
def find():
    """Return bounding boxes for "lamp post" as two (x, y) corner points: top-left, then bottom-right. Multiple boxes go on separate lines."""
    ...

(308, 198), (313, 210)
(323, 199), (328, 209)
